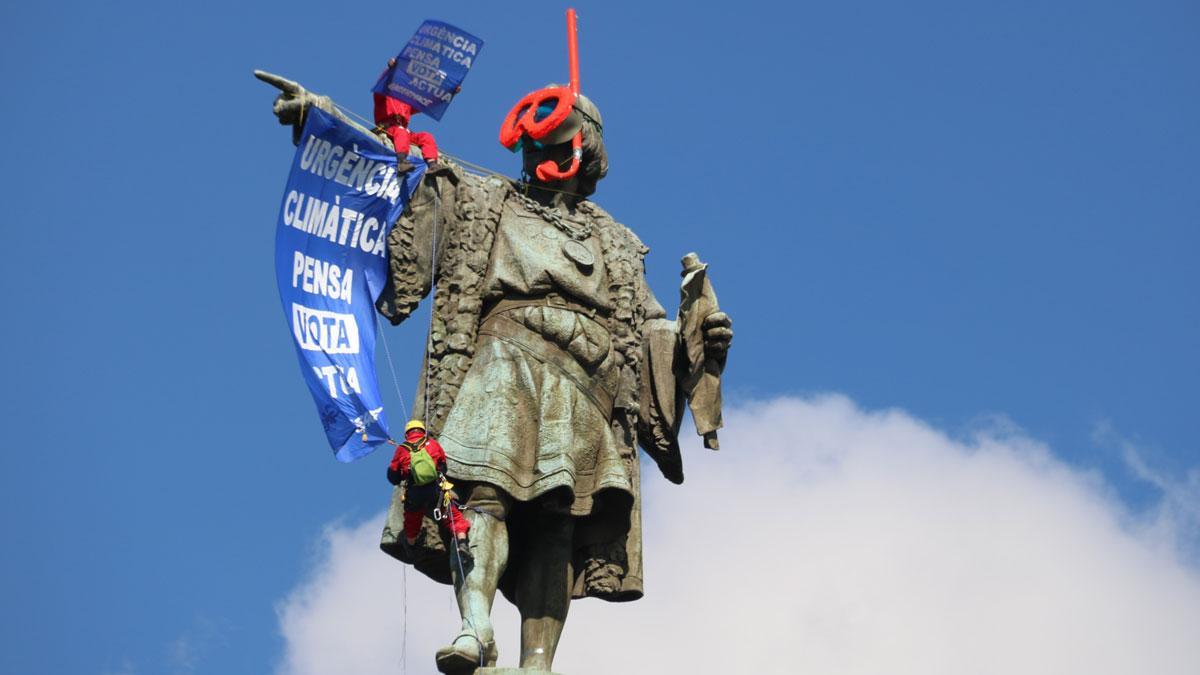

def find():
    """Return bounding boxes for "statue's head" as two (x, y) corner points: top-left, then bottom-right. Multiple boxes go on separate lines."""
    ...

(500, 86), (607, 198)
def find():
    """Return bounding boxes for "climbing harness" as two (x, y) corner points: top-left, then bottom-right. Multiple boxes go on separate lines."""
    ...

(432, 474), (455, 521)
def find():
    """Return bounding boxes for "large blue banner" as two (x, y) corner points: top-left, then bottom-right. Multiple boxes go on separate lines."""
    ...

(372, 20), (483, 121)
(275, 107), (425, 462)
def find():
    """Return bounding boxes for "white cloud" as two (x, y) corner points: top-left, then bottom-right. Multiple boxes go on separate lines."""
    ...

(275, 517), (466, 675)
(276, 395), (1200, 675)
(166, 614), (229, 675)
(1094, 421), (1200, 563)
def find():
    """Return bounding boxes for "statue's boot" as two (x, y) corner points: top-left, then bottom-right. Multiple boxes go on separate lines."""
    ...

(436, 511), (505, 674)
(435, 631), (497, 673)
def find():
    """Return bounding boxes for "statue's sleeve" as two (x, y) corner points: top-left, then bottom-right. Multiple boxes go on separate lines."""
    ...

(637, 282), (687, 483)
(375, 164), (461, 324)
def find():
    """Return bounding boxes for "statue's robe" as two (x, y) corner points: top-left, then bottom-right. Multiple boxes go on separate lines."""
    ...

(376, 161), (686, 602)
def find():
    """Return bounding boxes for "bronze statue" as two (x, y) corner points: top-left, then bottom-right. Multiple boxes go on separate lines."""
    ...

(258, 67), (732, 673)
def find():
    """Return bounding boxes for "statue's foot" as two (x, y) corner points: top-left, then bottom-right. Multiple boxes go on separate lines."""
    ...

(435, 631), (496, 674)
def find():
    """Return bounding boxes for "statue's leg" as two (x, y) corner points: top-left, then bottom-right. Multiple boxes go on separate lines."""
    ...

(516, 509), (575, 670)
(436, 485), (511, 674)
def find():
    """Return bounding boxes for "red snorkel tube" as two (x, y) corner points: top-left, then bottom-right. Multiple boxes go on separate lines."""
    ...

(497, 9), (584, 182)
(535, 9), (583, 181)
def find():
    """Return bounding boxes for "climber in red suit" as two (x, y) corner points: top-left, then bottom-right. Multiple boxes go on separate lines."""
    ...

(388, 420), (471, 559)
(374, 59), (439, 167)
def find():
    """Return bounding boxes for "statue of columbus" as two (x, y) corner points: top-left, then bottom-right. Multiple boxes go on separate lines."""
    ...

(258, 17), (731, 671)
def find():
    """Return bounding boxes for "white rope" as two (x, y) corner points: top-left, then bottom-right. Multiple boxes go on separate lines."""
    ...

(400, 563), (408, 673)
(331, 100), (586, 199)
(423, 187), (440, 419)
(376, 321), (409, 675)
(377, 323), (409, 421)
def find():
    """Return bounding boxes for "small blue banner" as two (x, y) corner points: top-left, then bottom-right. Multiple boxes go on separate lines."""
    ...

(372, 20), (484, 121)
(275, 107), (425, 462)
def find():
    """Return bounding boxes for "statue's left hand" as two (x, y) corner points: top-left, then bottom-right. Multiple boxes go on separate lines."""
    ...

(702, 311), (733, 363)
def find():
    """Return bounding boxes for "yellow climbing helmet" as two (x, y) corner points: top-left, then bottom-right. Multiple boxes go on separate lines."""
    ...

(404, 419), (426, 433)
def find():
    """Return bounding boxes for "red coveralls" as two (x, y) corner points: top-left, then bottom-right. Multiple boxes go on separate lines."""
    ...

(373, 94), (439, 162)
(387, 429), (469, 540)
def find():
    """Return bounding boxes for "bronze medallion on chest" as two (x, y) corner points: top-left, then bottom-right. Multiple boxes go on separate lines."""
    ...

(561, 240), (595, 268)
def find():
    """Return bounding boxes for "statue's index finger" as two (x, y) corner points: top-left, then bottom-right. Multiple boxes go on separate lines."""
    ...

(254, 69), (302, 95)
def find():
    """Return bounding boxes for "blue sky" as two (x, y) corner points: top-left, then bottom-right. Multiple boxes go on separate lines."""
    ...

(1, 1), (1197, 673)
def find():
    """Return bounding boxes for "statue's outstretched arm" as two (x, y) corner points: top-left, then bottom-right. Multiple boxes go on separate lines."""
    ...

(254, 70), (392, 149)
(255, 70), (465, 326)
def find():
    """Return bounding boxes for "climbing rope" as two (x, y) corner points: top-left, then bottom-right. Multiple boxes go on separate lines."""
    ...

(332, 100), (590, 201)
(443, 480), (487, 670)
(424, 188), (440, 419)
(377, 323), (409, 420)
(376, 323), (410, 673)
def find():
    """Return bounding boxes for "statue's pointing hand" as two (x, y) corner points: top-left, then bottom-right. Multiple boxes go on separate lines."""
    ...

(702, 311), (733, 363)
(255, 70), (305, 123)
(255, 70), (324, 144)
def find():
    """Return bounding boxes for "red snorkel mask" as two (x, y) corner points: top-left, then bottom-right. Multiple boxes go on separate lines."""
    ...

(498, 9), (584, 182)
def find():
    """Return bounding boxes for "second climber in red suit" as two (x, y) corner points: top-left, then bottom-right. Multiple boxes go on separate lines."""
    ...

(388, 419), (471, 560)
(374, 58), (442, 170)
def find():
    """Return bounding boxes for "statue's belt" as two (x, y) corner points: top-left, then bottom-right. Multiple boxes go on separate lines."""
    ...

(482, 293), (611, 322)
(478, 303), (616, 421)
